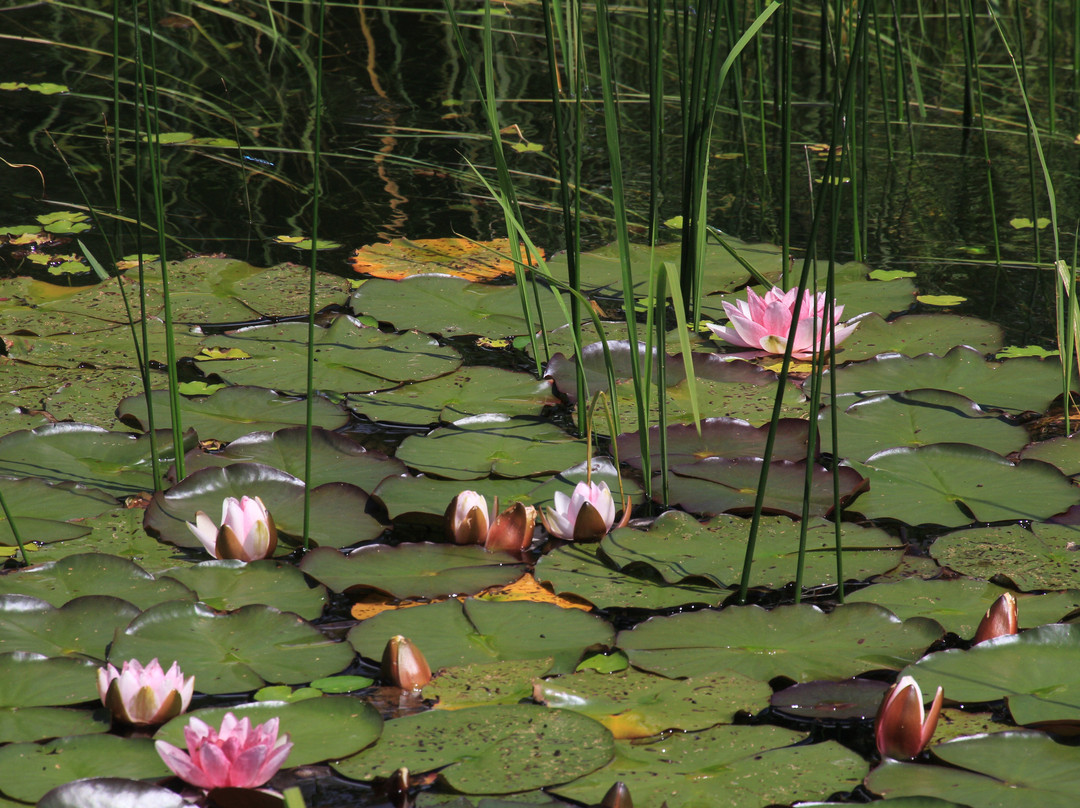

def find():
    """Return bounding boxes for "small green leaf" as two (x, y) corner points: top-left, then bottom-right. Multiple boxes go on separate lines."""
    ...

(916, 294), (967, 306)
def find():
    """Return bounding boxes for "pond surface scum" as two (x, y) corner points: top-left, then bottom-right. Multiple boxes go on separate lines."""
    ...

(2, 1), (1080, 807)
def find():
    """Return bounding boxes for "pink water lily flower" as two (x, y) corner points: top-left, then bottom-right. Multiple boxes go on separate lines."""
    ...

(543, 481), (617, 541)
(187, 495), (278, 562)
(97, 658), (194, 726)
(874, 675), (943, 760)
(707, 286), (858, 359)
(155, 712), (293, 791)
(444, 490), (490, 545)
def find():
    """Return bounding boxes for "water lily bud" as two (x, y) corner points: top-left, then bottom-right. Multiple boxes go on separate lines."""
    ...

(445, 490), (489, 545)
(706, 286), (858, 358)
(542, 481), (617, 541)
(187, 495), (277, 562)
(972, 592), (1018, 645)
(386, 767), (411, 808)
(381, 635), (432, 691)
(155, 712), (292, 790)
(484, 502), (536, 556)
(600, 781), (633, 808)
(874, 675), (943, 760)
(97, 658), (194, 726)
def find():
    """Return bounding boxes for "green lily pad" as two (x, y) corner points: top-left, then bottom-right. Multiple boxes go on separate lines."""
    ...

(347, 366), (559, 425)
(331, 704), (614, 793)
(1019, 434), (1080, 476)
(548, 239), (777, 298)
(847, 445), (1078, 527)
(0, 477), (117, 546)
(0, 595), (140, 659)
(847, 578), (1080, 637)
(0, 706), (111, 744)
(550, 724), (867, 808)
(928, 523), (1080, 590)
(37, 778), (185, 808)
(0, 361), (148, 431)
(0, 424), (195, 497)
(0, 653), (101, 707)
(601, 510), (904, 589)
(659, 457), (867, 517)
(619, 603), (943, 681)
(347, 598), (614, 676)
(819, 389), (1027, 462)
(824, 346), (1074, 414)
(836, 313), (1003, 361)
(195, 316), (462, 394)
(770, 677), (889, 720)
(0, 735), (168, 803)
(180, 426), (406, 491)
(144, 462), (384, 551)
(615, 417), (812, 471)
(0, 553), (193, 608)
(423, 658), (554, 709)
(119, 386), (350, 443)
(109, 600), (355, 695)
(299, 544), (524, 599)
(160, 559), (327, 620)
(155, 696), (382, 766)
(395, 415), (588, 480)
(535, 667), (771, 736)
(534, 542), (726, 610)
(867, 731), (1080, 808)
(350, 275), (567, 336)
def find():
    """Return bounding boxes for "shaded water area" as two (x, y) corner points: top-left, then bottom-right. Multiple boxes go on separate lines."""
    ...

(4, 2), (1080, 808)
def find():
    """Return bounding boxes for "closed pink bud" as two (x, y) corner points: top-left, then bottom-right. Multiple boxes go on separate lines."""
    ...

(445, 491), (490, 545)
(972, 592), (1018, 645)
(382, 635), (432, 691)
(874, 675), (943, 760)
(484, 502), (536, 556)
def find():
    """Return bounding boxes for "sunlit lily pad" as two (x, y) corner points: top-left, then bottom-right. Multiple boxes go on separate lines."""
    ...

(118, 386), (350, 443)
(300, 544), (524, 599)
(619, 603), (943, 681)
(825, 346), (1073, 414)
(551, 724), (867, 808)
(0, 360), (150, 430)
(0, 653), (101, 707)
(931, 522), (1080, 590)
(1019, 434), (1080, 476)
(423, 658), (554, 709)
(347, 366), (559, 425)
(0, 735), (168, 803)
(0, 595), (140, 659)
(0, 707), (110, 745)
(534, 542), (725, 610)
(0, 424), (195, 497)
(144, 462), (384, 551)
(836, 312), (1003, 361)
(847, 578), (1080, 636)
(0, 553), (193, 608)
(350, 275), (566, 336)
(180, 426), (406, 490)
(601, 510), (904, 589)
(349, 237), (520, 281)
(615, 417), (812, 470)
(395, 415), (587, 480)
(37, 778), (185, 808)
(109, 600), (355, 695)
(347, 598), (614, 676)
(156, 696), (382, 766)
(331, 704), (614, 793)
(847, 445), (1078, 527)
(160, 559), (327, 620)
(819, 389), (1027, 462)
(867, 731), (1080, 808)
(659, 456), (867, 517)
(195, 316), (462, 393)
(0, 477), (117, 546)
(535, 667), (771, 737)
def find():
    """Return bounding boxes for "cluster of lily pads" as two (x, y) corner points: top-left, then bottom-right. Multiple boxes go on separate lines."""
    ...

(2, 235), (1080, 807)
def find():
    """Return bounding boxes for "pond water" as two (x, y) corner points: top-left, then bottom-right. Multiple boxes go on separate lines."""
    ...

(2, 2), (1080, 808)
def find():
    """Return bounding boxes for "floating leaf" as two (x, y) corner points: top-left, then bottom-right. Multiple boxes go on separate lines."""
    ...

(0, 595), (140, 659)
(848, 445), (1078, 527)
(109, 600), (355, 695)
(615, 417), (811, 471)
(0, 653), (101, 708)
(331, 704), (614, 793)
(160, 559), (327, 620)
(348, 598), (614, 676)
(299, 544), (524, 599)
(917, 294), (967, 306)
(619, 603), (942, 681)
(0, 553), (193, 608)
(423, 658), (554, 709)
(349, 237), (520, 281)
(38, 778), (185, 808)
(0, 477), (116, 546)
